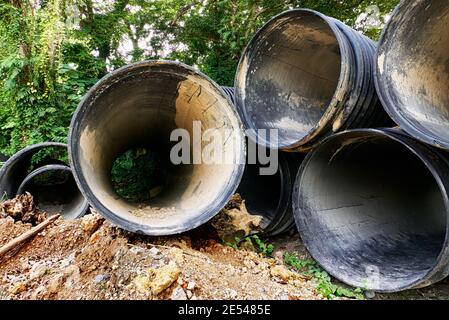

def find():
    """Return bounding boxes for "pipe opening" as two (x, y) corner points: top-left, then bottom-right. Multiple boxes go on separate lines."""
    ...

(70, 61), (245, 234)
(377, 1), (449, 146)
(297, 131), (447, 291)
(16, 165), (86, 220)
(238, 163), (282, 229)
(236, 10), (341, 147)
(111, 147), (168, 203)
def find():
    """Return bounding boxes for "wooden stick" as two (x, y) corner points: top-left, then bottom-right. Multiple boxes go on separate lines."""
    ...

(0, 214), (60, 257)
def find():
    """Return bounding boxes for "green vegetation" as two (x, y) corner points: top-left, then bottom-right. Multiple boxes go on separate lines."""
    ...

(0, 0), (399, 156)
(225, 238), (364, 299)
(110, 148), (167, 203)
(225, 234), (274, 257)
(283, 252), (365, 300)
(249, 235), (274, 257)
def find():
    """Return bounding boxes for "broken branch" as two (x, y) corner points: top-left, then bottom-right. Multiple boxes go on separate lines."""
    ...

(0, 214), (60, 258)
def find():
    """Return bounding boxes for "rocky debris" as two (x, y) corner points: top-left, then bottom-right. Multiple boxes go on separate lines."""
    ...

(148, 247), (161, 258)
(270, 265), (299, 283)
(94, 274), (111, 283)
(134, 261), (181, 295)
(0, 193), (47, 225)
(64, 265), (81, 289)
(211, 194), (263, 243)
(186, 281), (195, 291)
(81, 212), (105, 235)
(9, 282), (27, 295)
(47, 274), (64, 294)
(171, 286), (188, 300)
(168, 247), (184, 265)
(29, 262), (49, 280)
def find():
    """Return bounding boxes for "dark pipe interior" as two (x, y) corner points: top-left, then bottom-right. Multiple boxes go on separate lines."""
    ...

(377, 1), (449, 144)
(298, 132), (447, 291)
(72, 62), (244, 233)
(236, 10), (341, 147)
(238, 162), (282, 229)
(17, 166), (86, 220)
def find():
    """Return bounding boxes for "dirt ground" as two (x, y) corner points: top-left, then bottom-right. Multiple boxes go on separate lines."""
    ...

(0, 196), (448, 300)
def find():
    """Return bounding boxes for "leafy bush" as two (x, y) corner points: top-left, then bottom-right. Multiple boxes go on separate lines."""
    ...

(0, 1), (400, 156)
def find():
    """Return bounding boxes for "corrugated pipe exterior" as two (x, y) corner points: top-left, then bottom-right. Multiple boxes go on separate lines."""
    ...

(235, 9), (390, 152)
(293, 128), (449, 292)
(221, 86), (235, 105)
(16, 164), (88, 220)
(69, 60), (246, 236)
(375, 0), (449, 150)
(238, 151), (302, 236)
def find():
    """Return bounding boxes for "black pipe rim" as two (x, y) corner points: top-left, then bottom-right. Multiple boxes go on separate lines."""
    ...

(0, 142), (68, 199)
(374, 0), (449, 150)
(69, 60), (246, 236)
(293, 128), (449, 292)
(234, 8), (351, 150)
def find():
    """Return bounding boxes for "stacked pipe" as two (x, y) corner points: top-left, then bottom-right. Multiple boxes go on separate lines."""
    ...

(234, 9), (390, 152)
(20, 1), (447, 294)
(232, 3), (449, 293)
(0, 143), (88, 219)
(294, 128), (449, 292)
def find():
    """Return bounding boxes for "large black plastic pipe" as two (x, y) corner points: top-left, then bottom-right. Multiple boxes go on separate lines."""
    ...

(16, 164), (88, 220)
(238, 152), (302, 236)
(0, 142), (68, 199)
(293, 128), (449, 292)
(375, 0), (449, 150)
(235, 9), (389, 152)
(69, 60), (246, 236)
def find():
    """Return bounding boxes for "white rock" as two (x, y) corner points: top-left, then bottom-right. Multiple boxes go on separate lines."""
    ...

(30, 263), (48, 280)
(149, 247), (160, 256)
(187, 281), (196, 290)
(171, 287), (188, 300)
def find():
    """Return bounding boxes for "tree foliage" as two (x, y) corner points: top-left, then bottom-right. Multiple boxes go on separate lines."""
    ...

(0, 0), (400, 154)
